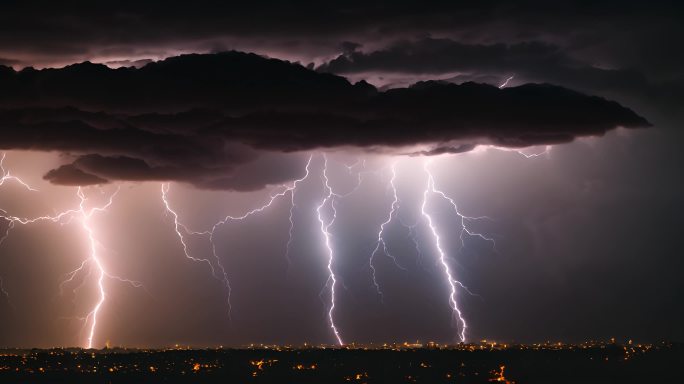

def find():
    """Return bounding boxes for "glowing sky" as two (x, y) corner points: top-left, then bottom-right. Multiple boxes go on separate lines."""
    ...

(0, 1), (682, 348)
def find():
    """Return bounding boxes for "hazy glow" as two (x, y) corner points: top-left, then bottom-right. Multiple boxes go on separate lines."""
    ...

(4, 142), (636, 347)
(0, 164), (145, 348)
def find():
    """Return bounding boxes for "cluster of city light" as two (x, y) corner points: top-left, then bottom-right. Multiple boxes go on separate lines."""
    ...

(0, 339), (666, 381)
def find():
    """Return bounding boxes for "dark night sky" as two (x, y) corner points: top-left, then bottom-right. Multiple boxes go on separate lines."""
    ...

(0, 1), (682, 348)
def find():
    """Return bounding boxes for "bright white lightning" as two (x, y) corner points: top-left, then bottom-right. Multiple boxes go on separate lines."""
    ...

(316, 154), (344, 345)
(77, 187), (111, 349)
(50, 187), (145, 349)
(369, 163), (406, 302)
(429, 181), (497, 252)
(489, 145), (552, 158)
(499, 75), (515, 89)
(161, 155), (313, 315)
(420, 161), (468, 342)
(514, 145), (552, 158)
(161, 183), (218, 272)
(208, 155), (313, 231)
(419, 157), (497, 342)
(0, 162), (143, 348)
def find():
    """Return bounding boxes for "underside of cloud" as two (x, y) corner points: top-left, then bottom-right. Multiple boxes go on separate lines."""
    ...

(0, 51), (649, 189)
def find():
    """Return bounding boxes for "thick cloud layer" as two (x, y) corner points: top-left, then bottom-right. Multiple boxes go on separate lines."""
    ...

(317, 38), (684, 117)
(0, 52), (648, 189)
(0, 1), (680, 77)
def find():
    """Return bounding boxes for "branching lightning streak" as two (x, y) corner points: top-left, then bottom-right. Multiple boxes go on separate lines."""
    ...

(161, 183), (217, 272)
(429, 181), (497, 252)
(514, 145), (552, 158)
(77, 187), (112, 349)
(369, 163), (406, 302)
(316, 154), (345, 345)
(492, 145), (552, 158)
(206, 156), (314, 234)
(420, 161), (468, 342)
(0, 160), (143, 348)
(0, 153), (38, 192)
(53, 187), (145, 349)
(0, 153), (39, 246)
(283, 156), (313, 268)
(418, 158), (497, 341)
(161, 183), (232, 316)
(161, 156), (313, 315)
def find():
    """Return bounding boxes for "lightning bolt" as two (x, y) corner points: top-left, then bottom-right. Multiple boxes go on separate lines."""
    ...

(161, 155), (314, 315)
(420, 161), (468, 342)
(76, 186), (114, 349)
(316, 154), (344, 345)
(161, 183), (218, 271)
(491, 145), (552, 158)
(0, 153), (38, 192)
(161, 183), (232, 316)
(419, 159), (495, 342)
(513, 145), (552, 158)
(314, 154), (372, 345)
(0, 153), (39, 246)
(369, 163), (406, 302)
(0, 152), (60, 305)
(1, 162), (144, 348)
(428, 178), (497, 252)
(1, 153), (146, 348)
(499, 75), (515, 89)
(34, 186), (144, 349)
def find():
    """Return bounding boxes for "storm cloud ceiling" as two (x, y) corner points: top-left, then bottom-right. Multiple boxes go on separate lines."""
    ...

(0, 52), (648, 189)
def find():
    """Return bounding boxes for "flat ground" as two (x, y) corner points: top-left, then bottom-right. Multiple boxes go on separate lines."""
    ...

(0, 342), (679, 383)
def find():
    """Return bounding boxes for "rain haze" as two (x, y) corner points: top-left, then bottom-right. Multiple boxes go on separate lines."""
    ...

(0, 1), (682, 349)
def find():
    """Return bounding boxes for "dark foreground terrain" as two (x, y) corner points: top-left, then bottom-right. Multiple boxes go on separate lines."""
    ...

(0, 341), (680, 383)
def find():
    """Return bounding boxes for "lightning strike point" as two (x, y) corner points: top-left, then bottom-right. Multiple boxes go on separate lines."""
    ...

(1, 157), (144, 348)
(316, 155), (345, 346)
(421, 160), (468, 342)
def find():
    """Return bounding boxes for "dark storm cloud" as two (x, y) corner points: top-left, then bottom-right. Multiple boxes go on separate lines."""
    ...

(318, 39), (567, 75)
(42, 164), (108, 186)
(103, 59), (155, 68)
(317, 38), (684, 116)
(408, 144), (478, 157)
(0, 1), (680, 75)
(0, 52), (648, 188)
